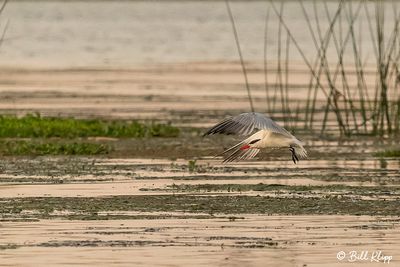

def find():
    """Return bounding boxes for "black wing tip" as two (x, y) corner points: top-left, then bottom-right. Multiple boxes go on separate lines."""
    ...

(202, 130), (226, 137)
(202, 131), (210, 137)
(203, 131), (236, 137)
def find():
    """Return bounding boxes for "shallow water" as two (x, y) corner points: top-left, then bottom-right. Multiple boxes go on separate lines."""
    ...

(0, 143), (398, 266)
(0, 155), (399, 198)
(0, 121), (397, 265)
(1, 215), (399, 267)
(1, 1), (395, 68)
(0, 177), (387, 198)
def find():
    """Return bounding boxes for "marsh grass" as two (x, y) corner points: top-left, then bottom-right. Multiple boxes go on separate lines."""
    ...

(0, 114), (179, 155)
(0, 140), (111, 156)
(187, 159), (197, 173)
(0, 114), (179, 138)
(373, 149), (400, 158)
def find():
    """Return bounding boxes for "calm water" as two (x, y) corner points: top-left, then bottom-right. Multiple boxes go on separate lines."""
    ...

(0, 1), (395, 68)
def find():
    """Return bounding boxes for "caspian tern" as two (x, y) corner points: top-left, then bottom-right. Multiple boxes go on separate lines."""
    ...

(204, 112), (307, 164)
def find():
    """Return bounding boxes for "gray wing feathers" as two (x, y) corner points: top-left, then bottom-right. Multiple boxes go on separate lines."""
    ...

(204, 115), (252, 136)
(204, 112), (292, 137)
(252, 113), (292, 137)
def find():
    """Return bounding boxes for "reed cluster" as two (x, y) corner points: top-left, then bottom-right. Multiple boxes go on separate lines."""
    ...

(231, 0), (399, 136)
(267, 0), (400, 136)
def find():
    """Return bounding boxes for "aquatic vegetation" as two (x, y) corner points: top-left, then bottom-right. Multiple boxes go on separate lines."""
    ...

(0, 114), (179, 138)
(1, 195), (399, 218)
(188, 159), (197, 173)
(162, 183), (399, 196)
(0, 140), (111, 156)
(374, 149), (400, 158)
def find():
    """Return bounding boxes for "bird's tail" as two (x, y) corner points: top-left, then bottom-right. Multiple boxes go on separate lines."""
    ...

(216, 140), (260, 163)
(294, 142), (308, 159)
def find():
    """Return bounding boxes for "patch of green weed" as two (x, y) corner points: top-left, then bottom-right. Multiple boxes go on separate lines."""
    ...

(374, 149), (400, 157)
(0, 141), (111, 156)
(188, 160), (197, 173)
(0, 114), (179, 138)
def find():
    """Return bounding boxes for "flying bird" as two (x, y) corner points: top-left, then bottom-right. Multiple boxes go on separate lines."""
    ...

(203, 112), (307, 164)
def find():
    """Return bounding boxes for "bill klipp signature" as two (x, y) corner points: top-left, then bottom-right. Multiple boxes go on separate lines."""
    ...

(337, 250), (393, 264)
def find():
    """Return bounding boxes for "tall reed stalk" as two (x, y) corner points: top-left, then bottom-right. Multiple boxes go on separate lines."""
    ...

(262, 0), (400, 136)
(225, 0), (255, 113)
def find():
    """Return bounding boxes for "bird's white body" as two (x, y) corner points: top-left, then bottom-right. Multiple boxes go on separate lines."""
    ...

(246, 130), (294, 148)
(240, 129), (307, 160)
(204, 112), (308, 163)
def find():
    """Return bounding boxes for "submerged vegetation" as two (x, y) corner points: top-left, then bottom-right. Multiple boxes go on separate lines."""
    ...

(0, 114), (179, 138)
(164, 183), (400, 195)
(1, 194), (399, 219)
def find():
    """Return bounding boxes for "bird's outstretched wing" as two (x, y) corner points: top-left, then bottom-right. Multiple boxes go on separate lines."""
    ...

(203, 112), (292, 137)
